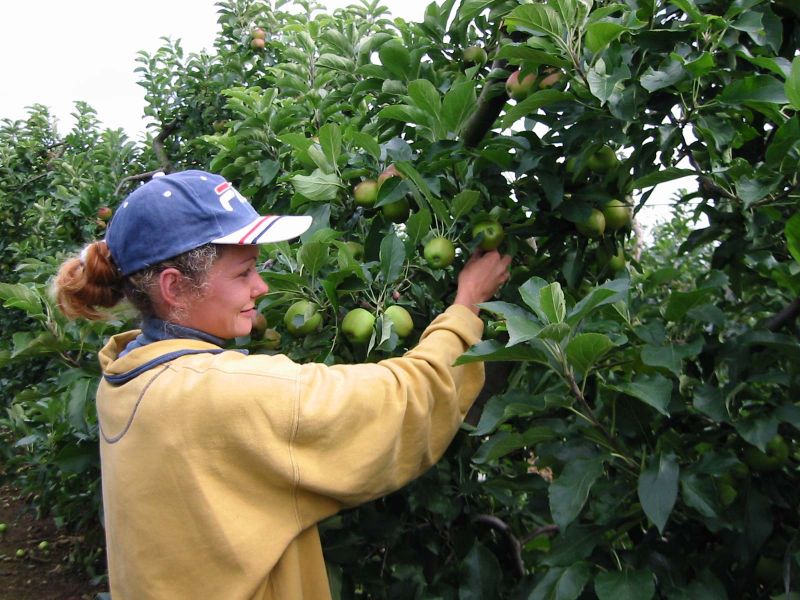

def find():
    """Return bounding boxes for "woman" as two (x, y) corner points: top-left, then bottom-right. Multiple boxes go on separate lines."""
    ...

(55, 169), (511, 599)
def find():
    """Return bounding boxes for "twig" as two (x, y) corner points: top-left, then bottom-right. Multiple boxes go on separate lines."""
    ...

(153, 119), (180, 172)
(114, 170), (165, 196)
(766, 297), (800, 333)
(520, 524), (559, 545)
(473, 514), (525, 578)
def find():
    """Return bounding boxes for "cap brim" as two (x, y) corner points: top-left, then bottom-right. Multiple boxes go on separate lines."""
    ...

(212, 215), (313, 245)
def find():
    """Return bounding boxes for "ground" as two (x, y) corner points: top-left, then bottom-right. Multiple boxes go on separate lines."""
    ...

(0, 484), (107, 600)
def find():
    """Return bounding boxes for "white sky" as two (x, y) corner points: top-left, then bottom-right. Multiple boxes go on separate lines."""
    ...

(1, 0), (682, 232)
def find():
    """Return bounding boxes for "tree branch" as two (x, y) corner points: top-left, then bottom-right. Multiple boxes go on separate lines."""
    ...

(114, 169), (166, 196)
(473, 514), (525, 578)
(766, 297), (800, 333)
(152, 119), (180, 172)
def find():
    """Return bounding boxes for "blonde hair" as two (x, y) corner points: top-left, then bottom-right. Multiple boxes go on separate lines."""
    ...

(54, 242), (220, 321)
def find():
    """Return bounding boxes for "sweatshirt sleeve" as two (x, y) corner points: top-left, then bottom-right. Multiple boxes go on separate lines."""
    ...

(290, 304), (485, 511)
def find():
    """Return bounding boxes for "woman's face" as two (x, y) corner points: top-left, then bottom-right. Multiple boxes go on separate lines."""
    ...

(179, 245), (269, 339)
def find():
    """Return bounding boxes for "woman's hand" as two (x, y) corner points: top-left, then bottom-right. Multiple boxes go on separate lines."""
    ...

(453, 250), (513, 314)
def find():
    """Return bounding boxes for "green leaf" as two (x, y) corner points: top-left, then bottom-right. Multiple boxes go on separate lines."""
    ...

(567, 278), (629, 325)
(67, 378), (94, 434)
(505, 4), (565, 40)
(405, 208), (432, 248)
(443, 80), (477, 134)
(347, 131), (381, 161)
(607, 373), (673, 416)
(549, 457), (604, 530)
(393, 162), (450, 225)
(378, 104), (431, 127)
(473, 427), (557, 464)
(298, 241), (328, 276)
(640, 339), (702, 377)
(735, 415), (779, 452)
(318, 123), (342, 168)
(632, 167), (697, 189)
(500, 89), (572, 129)
(0, 283), (44, 318)
(765, 115), (800, 167)
(719, 75), (787, 105)
(495, 45), (571, 69)
(664, 288), (714, 321)
(566, 333), (614, 377)
(407, 79), (442, 124)
(693, 385), (730, 423)
(258, 159), (280, 186)
(458, 542), (502, 600)
(291, 169), (342, 201)
(587, 60), (631, 105)
(787, 56), (800, 110)
(585, 22), (627, 54)
(379, 232), (405, 284)
(474, 391), (568, 436)
(540, 282), (566, 324)
(507, 314), (544, 346)
(455, 340), (547, 365)
(452, 190), (480, 221)
(785, 213), (800, 265)
(680, 474), (719, 519)
(640, 60), (685, 92)
(456, 0), (501, 25)
(378, 40), (411, 80)
(637, 453), (679, 534)
(529, 563), (591, 600)
(520, 276), (550, 322)
(595, 569), (655, 600)
(668, 0), (707, 24)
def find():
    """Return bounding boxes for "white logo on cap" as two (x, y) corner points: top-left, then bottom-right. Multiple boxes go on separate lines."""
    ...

(214, 181), (248, 212)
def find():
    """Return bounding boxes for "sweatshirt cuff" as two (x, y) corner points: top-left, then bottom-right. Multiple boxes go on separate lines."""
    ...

(443, 304), (484, 344)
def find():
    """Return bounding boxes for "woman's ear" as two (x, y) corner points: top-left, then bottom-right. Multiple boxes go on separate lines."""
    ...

(157, 268), (187, 311)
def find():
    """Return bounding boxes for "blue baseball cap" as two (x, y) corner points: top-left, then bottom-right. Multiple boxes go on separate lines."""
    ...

(106, 170), (312, 276)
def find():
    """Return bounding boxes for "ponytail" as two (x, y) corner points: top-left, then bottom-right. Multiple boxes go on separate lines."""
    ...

(55, 241), (125, 320)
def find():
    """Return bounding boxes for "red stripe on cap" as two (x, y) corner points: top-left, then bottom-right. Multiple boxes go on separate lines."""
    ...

(215, 181), (231, 194)
(238, 216), (275, 243)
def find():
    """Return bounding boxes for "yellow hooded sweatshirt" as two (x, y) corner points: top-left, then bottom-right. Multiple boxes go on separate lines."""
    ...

(96, 304), (485, 599)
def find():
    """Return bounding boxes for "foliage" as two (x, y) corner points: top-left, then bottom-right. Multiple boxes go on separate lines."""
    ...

(1, 0), (800, 596)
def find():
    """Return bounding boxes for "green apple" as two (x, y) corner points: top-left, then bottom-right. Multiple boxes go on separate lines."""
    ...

(15, 548), (25, 558)
(743, 435), (789, 472)
(38, 541), (49, 551)
(423, 236), (456, 269)
(262, 328), (281, 350)
(471, 220), (505, 251)
(384, 305), (414, 338)
(505, 70), (537, 101)
(602, 199), (633, 230)
(0, 523), (6, 533)
(598, 245), (626, 271)
(576, 209), (606, 238)
(382, 198), (410, 223)
(342, 241), (364, 261)
(342, 308), (376, 344)
(284, 300), (322, 335)
(251, 312), (268, 336)
(463, 46), (488, 66)
(587, 145), (619, 173)
(354, 180), (379, 207)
